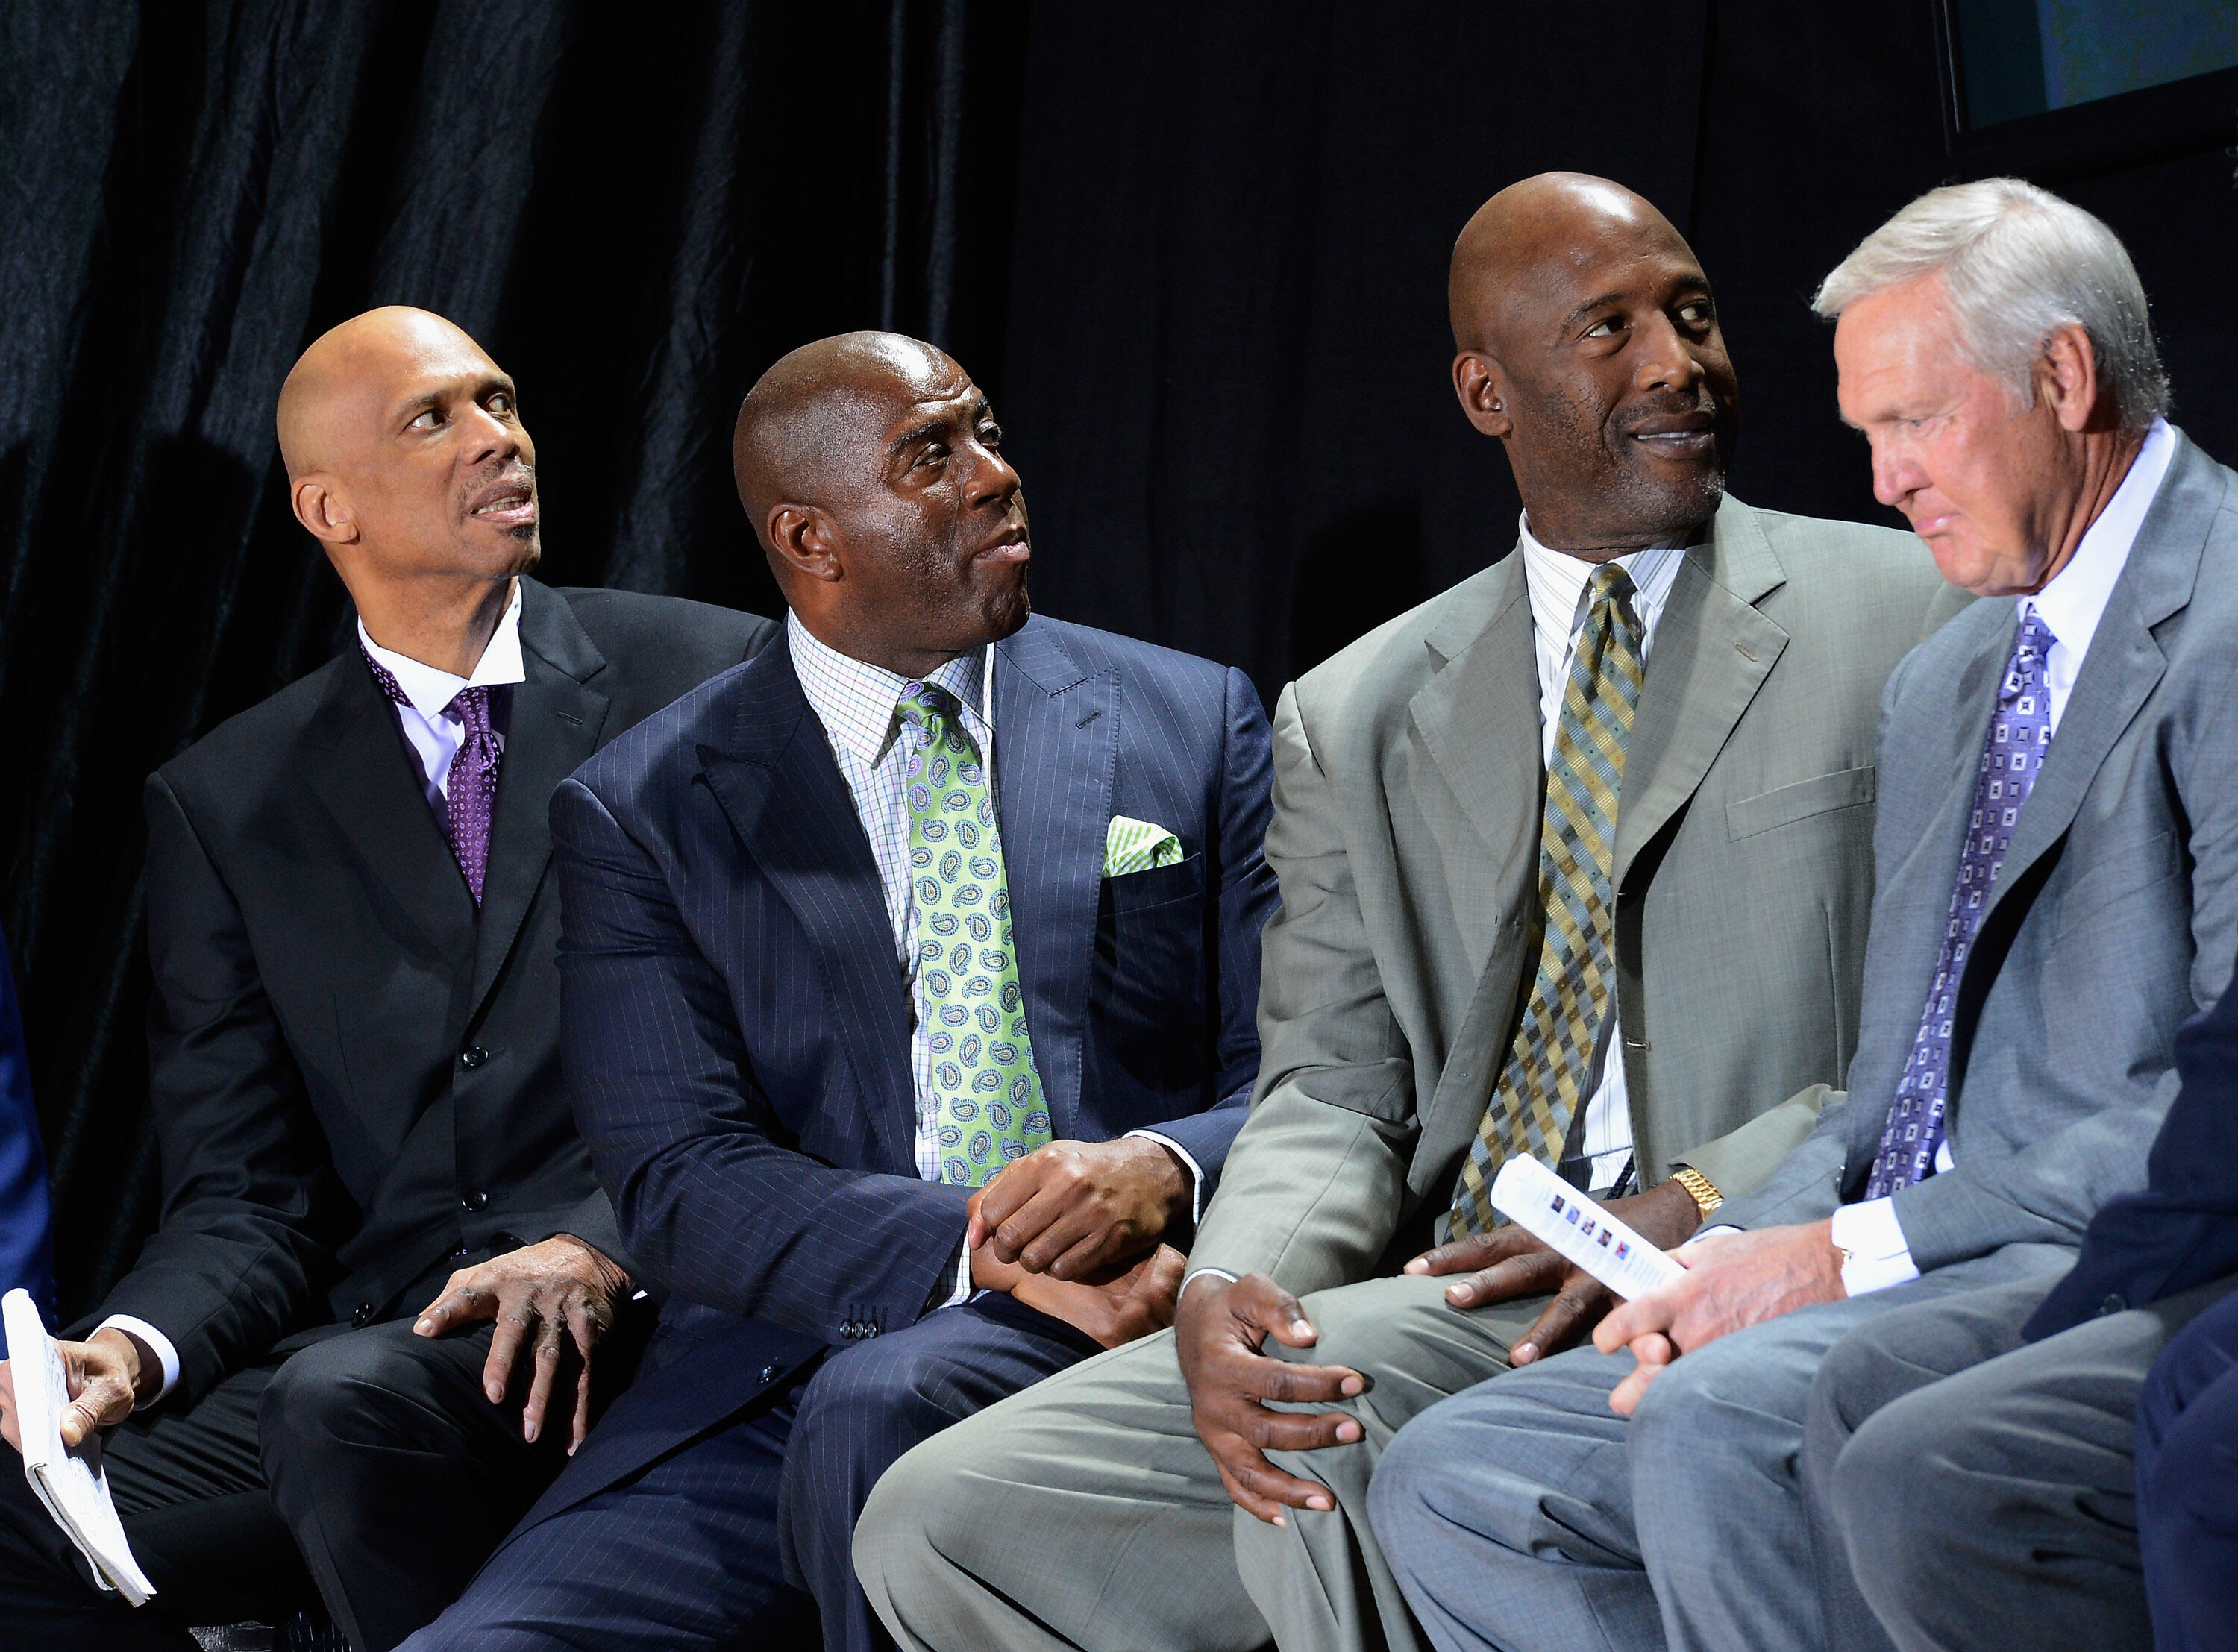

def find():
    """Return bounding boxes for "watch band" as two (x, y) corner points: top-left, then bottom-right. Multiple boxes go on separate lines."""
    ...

(1670, 1166), (1724, 1219)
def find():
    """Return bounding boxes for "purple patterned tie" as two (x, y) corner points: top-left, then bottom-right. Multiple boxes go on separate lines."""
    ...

(360, 649), (504, 906)
(1864, 610), (2057, 1198)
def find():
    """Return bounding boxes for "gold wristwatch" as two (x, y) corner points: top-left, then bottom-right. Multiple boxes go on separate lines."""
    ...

(1670, 1166), (1724, 1219)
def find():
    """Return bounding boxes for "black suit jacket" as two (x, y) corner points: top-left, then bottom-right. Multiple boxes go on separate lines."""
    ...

(2028, 950), (2238, 1338)
(95, 580), (774, 1408)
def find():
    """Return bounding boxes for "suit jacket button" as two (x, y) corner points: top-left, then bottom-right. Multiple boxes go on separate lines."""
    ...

(2098, 1292), (2128, 1316)
(759, 1363), (780, 1384)
(461, 1190), (489, 1212)
(351, 1302), (375, 1327)
(459, 1046), (490, 1070)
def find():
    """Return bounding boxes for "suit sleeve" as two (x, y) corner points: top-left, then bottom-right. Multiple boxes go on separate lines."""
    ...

(554, 777), (968, 1343)
(92, 775), (345, 1405)
(1126, 666), (1279, 1195)
(1186, 682), (1417, 1293)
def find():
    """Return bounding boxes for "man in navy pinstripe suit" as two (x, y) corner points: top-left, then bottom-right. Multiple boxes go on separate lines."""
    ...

(404, 332), (1278, 1652)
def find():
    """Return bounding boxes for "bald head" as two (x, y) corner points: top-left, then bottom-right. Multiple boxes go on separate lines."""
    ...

(275, 305), (539, 638)
(1449, 173), (1691, 357)
(732, 331), (956, 543)
(1446, 173), (1737, 554)
(733, 330), (1031, 678)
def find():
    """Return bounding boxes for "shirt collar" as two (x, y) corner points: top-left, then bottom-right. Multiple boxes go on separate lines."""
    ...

(2020, 418), (2174, 657)
(1516, 513), (1687, 641)
(786, 610), (991, 769)
(357, 579), (526, 717)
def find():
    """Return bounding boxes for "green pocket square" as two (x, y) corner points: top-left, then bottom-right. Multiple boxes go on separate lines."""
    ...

(1104, 814), (1183, 878)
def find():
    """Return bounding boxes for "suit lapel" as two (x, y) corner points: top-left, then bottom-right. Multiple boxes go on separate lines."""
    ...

(991, 620), (1109, 1143)
(1405, 553), (1543, 975)
(301, 660), (477, 978)
(695, 639), (919, 1175)
(1613, 497), (1789, 891)
(1976, 433), (2219, 936)
(468, 582), (610, 1020)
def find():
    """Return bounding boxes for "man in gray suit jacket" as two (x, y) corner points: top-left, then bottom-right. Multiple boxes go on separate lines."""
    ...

(1367, 180), (2238, 1652)
(856, 175), (1950, 1652)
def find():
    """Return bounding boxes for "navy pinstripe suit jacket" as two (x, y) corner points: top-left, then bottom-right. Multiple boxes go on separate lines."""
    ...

(542, 613), (1276, 1482)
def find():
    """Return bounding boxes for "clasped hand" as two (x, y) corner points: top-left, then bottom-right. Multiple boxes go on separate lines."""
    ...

(412, 1232), (631, 1453)
(961, 1137), (1192, 1349)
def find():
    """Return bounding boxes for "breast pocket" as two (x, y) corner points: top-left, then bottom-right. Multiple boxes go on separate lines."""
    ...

(1092, 852), (1209, 1096)
(1725, 766), (1878, 841)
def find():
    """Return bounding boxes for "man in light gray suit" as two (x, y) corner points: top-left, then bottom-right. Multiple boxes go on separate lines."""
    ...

(855, 174), (1951, 1652)
(1368, 178), (2238, 1652)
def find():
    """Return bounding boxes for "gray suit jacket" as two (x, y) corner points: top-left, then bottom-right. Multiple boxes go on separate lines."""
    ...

(1715, 430), (2238, 1268)
(1191, 495), (1955, 1291)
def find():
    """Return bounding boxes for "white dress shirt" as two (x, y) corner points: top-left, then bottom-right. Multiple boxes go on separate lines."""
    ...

(359, 580), (527, 805)
(1828, 418), (2175, 1295)
(98, 582), (535, 1406)
(786, 615), (1201, 1310)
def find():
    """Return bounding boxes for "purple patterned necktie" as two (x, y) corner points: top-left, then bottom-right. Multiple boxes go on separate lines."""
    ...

(1864, 610), (2058, 1198)
(360, 649), (504, 906)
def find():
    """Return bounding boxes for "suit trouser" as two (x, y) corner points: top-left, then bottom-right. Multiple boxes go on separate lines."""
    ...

(404, 1290), (1100, 1652)
(1363, 1246), (2072, 1652)
(0, 1317), (574, 1652)
(856, 1272), (1549, 1652)
(1825, 1273), (2238, 1652)
(2136, 1285), (2238, 1652)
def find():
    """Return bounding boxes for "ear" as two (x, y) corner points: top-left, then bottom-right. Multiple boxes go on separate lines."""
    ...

(1452, 351), (1515, 439)
(2039, 322), (2106, 435)
(765, 503), (844, 584)
(291, 474), (359, 547)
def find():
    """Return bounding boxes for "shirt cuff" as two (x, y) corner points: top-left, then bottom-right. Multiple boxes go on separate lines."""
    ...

(95, 1315), (180, 1407)
(1126, 1129), (1206, 1226)
(1181, 1267), (1237, 1299)
(939, 1243), (974, 1310)
(1830, 1198), (1920, 1296)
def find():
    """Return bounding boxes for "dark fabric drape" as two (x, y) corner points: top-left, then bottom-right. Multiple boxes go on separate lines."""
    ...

(0, 0), (1027, 1320)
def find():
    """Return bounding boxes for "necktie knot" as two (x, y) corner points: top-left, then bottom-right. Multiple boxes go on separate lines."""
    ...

(448, 684), (493, 735)
(1585, 562), (1637, 607)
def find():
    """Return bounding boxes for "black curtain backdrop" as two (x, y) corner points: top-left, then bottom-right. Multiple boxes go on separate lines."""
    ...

(7, 0), (2235, 1320)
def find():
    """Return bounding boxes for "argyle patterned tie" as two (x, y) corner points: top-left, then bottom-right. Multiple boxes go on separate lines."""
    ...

(1448, 564), (1646, 1239)
(361, 650), (504, 906)
(1864, 611), (2057, 1198)
(897, 682), (1053, 1186)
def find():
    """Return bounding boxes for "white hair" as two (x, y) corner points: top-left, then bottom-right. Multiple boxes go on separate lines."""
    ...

(1814, 178), (2167, 430)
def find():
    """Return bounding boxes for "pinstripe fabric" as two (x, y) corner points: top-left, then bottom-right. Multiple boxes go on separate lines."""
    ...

(416, 614), (1279, 1652)
(1449, 565), (1645, 1238)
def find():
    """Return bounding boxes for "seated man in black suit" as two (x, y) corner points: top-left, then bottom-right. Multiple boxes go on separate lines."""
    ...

(401, 330), (1278, 1652)
(0, 307), (773, 1651)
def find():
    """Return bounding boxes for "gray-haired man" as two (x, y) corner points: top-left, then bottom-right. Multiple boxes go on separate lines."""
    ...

(1368, 178), (2238, 1652)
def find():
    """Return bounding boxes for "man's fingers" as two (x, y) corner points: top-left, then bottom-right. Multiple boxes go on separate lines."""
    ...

(988, 1184), (1068, 1266)
(1233, 1354), (1363, 1406)
(483, 1311), (530, 1405)
(569, 1363), (595, 1454)
(1595, 1284), (1681, 1353)
(1232, 1279), (1317, 1348)
(1212, 1459), (1294, 1526)
(1215, 1438), (1339, 1514)
(1405, 1231), (1538, 1278)
(1019, 1203), (1105, 1277)
(1244, 1406), (1362, 1453)
(1442, 1251), (1565, 1310)
(417, 1284), (496, 1337)
(520, 1318), (565, 1444)
(1509, 1278), (1613, 1366)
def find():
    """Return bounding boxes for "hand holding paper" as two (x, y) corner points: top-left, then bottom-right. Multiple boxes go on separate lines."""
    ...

(1, 1289), (157, 1605)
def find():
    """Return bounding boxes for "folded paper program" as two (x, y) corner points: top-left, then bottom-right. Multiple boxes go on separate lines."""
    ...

(1103, 815), (1183, 878)
(1, 1288), (156, 1604)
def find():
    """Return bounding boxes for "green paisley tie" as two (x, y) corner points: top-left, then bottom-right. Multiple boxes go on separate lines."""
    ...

(898, 681), (1053, 1186)
(1447, 562), (1646, 1239)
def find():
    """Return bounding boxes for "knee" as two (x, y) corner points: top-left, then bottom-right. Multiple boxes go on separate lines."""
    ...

(853, 1428), (970, 1595)
(795, 1335), (948, 1447)
(1364, 1408), (1454, 1569)
(1829, 1395), (1949, 1601)
(259, 1327), (435, 1470)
